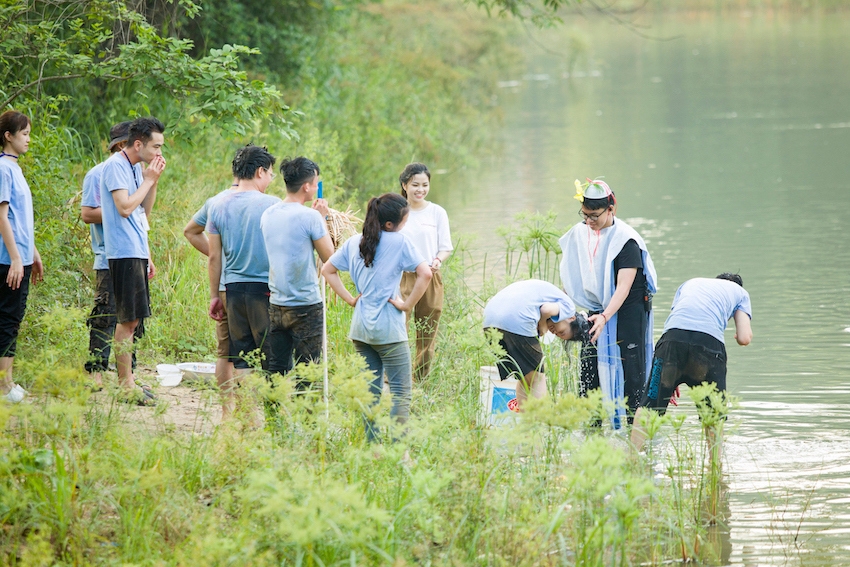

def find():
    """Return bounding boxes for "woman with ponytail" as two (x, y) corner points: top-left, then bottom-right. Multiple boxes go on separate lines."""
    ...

(322, 193), (432, 441)
(0, 110), (43, 403)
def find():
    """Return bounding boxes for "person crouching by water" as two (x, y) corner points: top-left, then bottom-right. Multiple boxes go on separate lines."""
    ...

(482, 279), (579, 411)
(322, 193), (432, 441)
(559, 179), (657, 428)
(631, 273), (752, 456)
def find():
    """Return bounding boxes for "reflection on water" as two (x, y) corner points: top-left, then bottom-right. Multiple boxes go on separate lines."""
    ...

(432, 12), (850, 565)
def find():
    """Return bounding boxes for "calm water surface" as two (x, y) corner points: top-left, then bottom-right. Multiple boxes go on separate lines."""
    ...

(432, 13), (850, 565)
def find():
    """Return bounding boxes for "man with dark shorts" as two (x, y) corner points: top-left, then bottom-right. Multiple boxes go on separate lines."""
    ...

(207, 145), (280, 409)
(631, 273), (753, 452)
(483, 279), (578, 411)
(100, 117), (166, 402)
(260, 157), (332, 390)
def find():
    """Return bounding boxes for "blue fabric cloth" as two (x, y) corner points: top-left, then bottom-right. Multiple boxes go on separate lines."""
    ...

(192, 188), (235, 291)
(261, 202), (327, 307)
(482, 279), (576, 337)
(206, 190), (280, 284)
(81, 161), (108, 270)
(664, 278), (752, 343)
(559, 218), (658, 429)
(99, 152), (147, 260)
(0, 158), (34, 266)
(329, 232), (425, 344)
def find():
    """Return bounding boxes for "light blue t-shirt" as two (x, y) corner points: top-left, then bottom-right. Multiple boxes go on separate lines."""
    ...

(81, 161), (108, 270)
(329, 232), (425, 344)
(663, 278), (753, 344)
(483, 279), (576, 337)
(99, 152), (147, 260)
(192, 187), (235, 291)
(206, 190), (281, 284)
(261, 201), (328, 307)
(0, 158), (34, 266)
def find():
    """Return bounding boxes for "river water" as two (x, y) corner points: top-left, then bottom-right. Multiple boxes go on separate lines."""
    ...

(432, 11), (850, 565)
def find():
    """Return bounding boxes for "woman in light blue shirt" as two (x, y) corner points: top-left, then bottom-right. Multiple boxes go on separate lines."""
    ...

(323, 193), (432, 441)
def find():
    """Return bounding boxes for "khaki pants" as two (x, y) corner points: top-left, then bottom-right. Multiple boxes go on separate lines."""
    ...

(400, 270), (443, 381)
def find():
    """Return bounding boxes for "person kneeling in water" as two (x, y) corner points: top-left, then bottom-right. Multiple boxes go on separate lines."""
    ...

(483, 279), (584, 411)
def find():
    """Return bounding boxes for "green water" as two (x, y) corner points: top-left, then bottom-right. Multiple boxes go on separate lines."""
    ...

(432, 12), (850, 565)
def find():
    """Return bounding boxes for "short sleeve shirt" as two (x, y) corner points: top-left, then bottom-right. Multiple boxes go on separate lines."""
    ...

(328, 232), (425, 344)
(206, 190), (281, 284)
(663, 278), (753, 344)
(192, 187), (235, 291)
(0, 158), (34, 266)
(261, 201), (328, 307)
(613, 239), (646, 306)
(81, 161), (108, 270)
(99, 152), (148, 260)
(399, 202), (453, 266)
(483, 279), (576, 337)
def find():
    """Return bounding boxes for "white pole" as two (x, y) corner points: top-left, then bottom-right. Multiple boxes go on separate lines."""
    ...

(322, 271), (329, 419)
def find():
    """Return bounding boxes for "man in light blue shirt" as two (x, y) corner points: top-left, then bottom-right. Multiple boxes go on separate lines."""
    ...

(99, 117), (165, 401)
(260, 157), (333, 388)
(632, 273), (753, 452)
(207, 145), (280, 381)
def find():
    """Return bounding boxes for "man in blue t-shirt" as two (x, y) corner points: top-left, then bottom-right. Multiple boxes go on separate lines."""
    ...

(207, 145), (280, 393)
(80, 121), (144, 388)
(260, 157), (333, 389)
(100, 117), (166, 402)
(631, 273), (753, 452)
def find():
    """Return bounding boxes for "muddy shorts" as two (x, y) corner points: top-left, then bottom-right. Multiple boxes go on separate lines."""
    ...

(486, 328), (544, 381)
(267, 302), (323, 376)
(0, 264), (32, 358)
(640, 329), (727, 414)
(225, 282), (270, 370)
(108, 258), (151, 324)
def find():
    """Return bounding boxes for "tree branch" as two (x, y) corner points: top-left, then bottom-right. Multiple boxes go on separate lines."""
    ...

(2, 73), (131, 109)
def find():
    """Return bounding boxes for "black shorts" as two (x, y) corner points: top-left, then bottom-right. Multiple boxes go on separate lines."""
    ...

(0, 264), (32, 358)
(268, 302), (323, 376)
(108, 258), (151, 324)
(640, 329), (727, 414)
(226, 282), (271, 370)
(486, 328), (544, 381)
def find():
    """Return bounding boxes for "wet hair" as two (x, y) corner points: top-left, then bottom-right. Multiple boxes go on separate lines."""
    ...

(567, 313), (592, 343)
(0, 110), (31, 147)
(280, 156), (320, 193)
(232, 144), (276, 180)
(127, 117), (165, 146)
(360, 193), (409, 268)
(716, 273), (744, 287)
(398, 162), (430, 199)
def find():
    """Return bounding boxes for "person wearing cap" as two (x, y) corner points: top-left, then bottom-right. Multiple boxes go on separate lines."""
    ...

(630, 273), (752, 454)
(99, 117), (166, 404)
(482, 279), (578, 411)
(559, 179), (658, 428)
(80, 121), (145, 389)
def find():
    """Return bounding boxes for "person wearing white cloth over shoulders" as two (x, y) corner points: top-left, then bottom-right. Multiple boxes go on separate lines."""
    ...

(559, 178), (657, 428)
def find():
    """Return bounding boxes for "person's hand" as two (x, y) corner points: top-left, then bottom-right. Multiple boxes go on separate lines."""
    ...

(143, 155), (166, 182)
(148, 258), (156, 280)
(346, 293), (361, 308)
(431, 257), (442, 272)
(209, 296), (225, 321)
(388, 296), (409, 312)
(30, 250), (43, 285)
(7, 258), (23, 290)
(312, 198), (330, 219)
(587, 313), (609, 344)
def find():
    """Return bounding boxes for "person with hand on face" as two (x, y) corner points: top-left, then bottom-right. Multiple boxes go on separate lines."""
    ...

(483, 279), (578, 411)
(397, 163), (453, 381)
(207, 145), (281, 418)
(559, 179), (657, 428)
(322, 193), (431, 441)
(100, 117), (165, 404)
(0, 110), (43, 403)
(261, 157), (333, 391)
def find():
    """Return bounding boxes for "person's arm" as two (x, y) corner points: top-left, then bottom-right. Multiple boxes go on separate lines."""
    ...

(588, 267), (637, 343)
(733, 309), (752, 346)
(313, 234), (334, 263)
(183, 219), (209, 256)
(81, 206), (102, 224)
(321, 261), (359, 307)
(432, 207), (453, 271)
(208, 234), (225, 320)
(111, 156), (164, 218)
(388, 262), (432, 312)
(538, 302), (561, 337)
(0, 203), (24, 290)
(31, 246), (43, 284)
